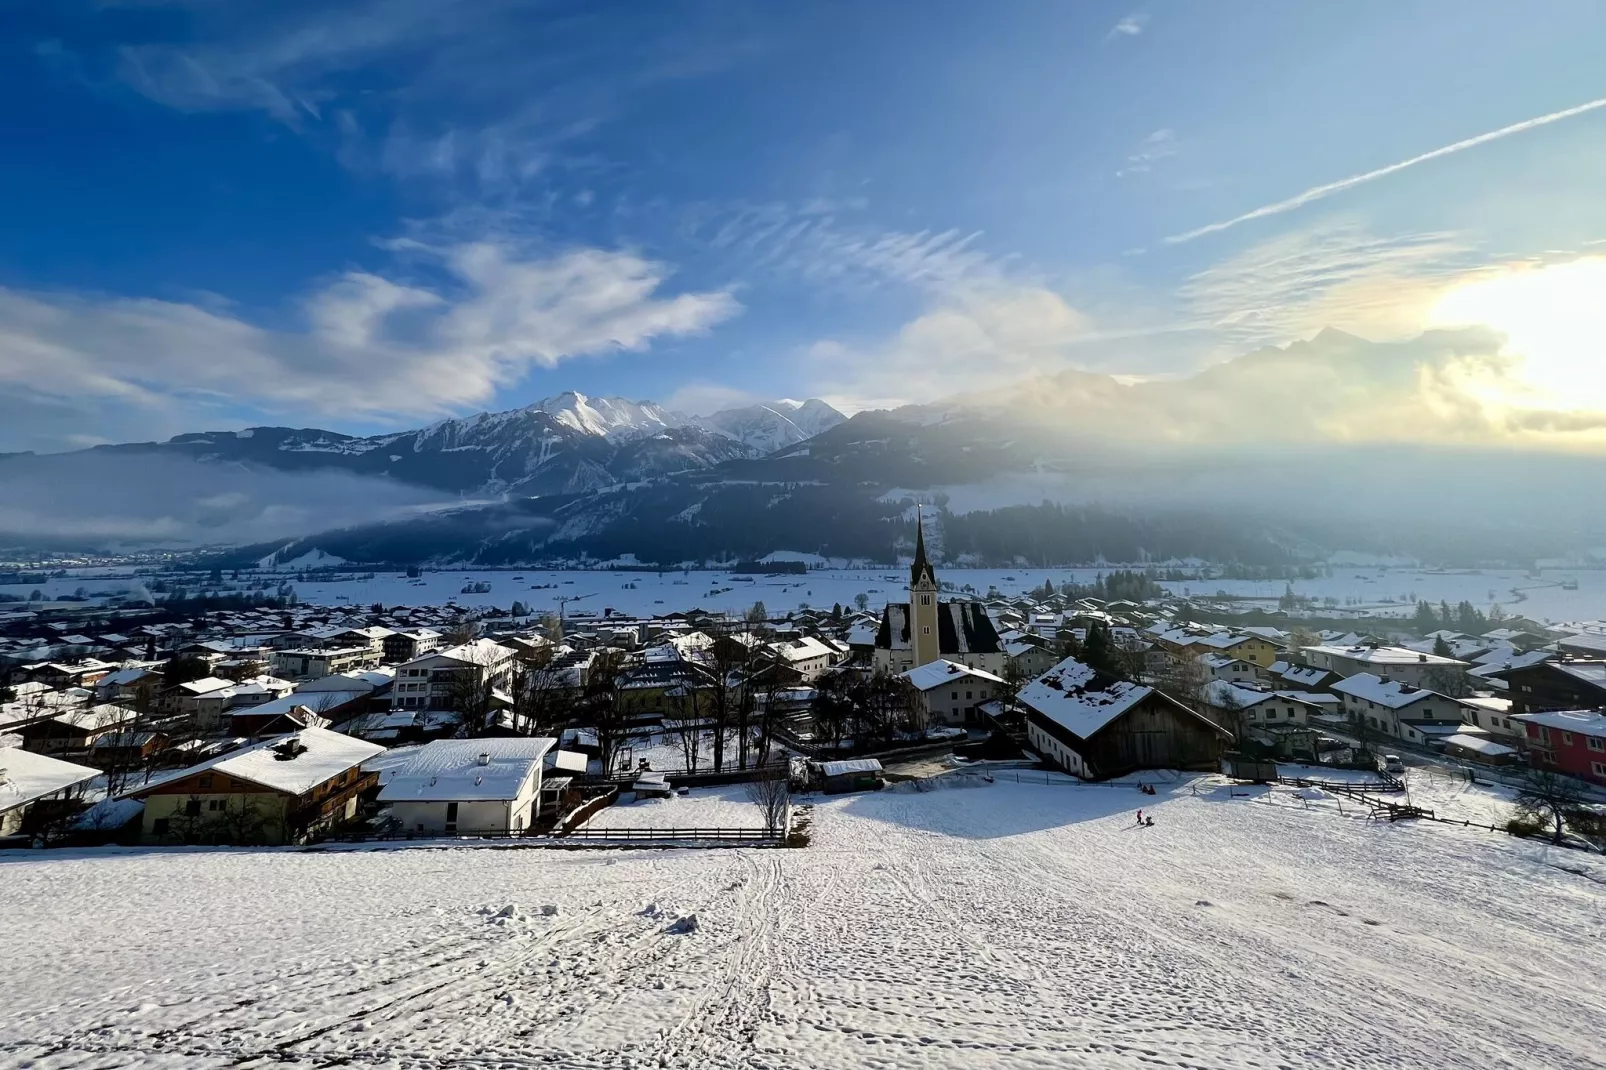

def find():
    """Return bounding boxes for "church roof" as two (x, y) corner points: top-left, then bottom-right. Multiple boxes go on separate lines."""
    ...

(876, 601), (1002, 656)
(910, 508), (936, 589)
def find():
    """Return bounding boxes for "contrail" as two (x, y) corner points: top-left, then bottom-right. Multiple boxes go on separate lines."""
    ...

(1166, 95), (1606, 244)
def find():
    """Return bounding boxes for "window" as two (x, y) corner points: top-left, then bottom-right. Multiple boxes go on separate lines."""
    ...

(184, 799), (201, 817)
(198, 775), (212, 789)
(1594, 761), (1606, 778)
(922, 626), (931, 635)
(445, 801), (459, 830)
(1563, 732), (1574, 746)
(207, 798), (227, 812)
(1589, 737), (1605, 752)
(951, 691), (959, 700)
(1266, 710), (1277, 720)
(920, 594), (931, 606)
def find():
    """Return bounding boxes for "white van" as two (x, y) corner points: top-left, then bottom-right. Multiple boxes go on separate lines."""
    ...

(1380, 754), (1405, 774)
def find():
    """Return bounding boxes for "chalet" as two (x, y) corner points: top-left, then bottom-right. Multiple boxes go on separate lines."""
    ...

(0, 747), (100, 838)
(1189, 632), (1280, 668)
(1330, 674), (1469, 745)
(124, 727), (383, 845)
(1556, 633), (1606, 659)
(95, 666), (165, 703)
(1513, 709), (1606, 786)
(89, 730), (168, 767)
(898, 660), (1005, 727)
(1503, 660), (1606, 716)
(769, 636), (834, 681)
(378, 737), (557, 835)
(1267, 660), (1343, 693)
(11, 703), (139, 757)
(1018, 656), (1230, 779)
(1197, 653), (1262, 685)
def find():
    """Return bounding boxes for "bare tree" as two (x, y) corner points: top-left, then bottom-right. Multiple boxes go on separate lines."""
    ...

(442, 620), (479, 646)
(509, 646), (572, 737)
(811, 669), (855, 750)
(1154, 651), (1209, 711)
(1514, 768), (1587, 845)
(583, 650), (632, 776)
(705, 636), (753, 772)
(745, 769), (791, 836)
(1211, 688), (1249, 745)
(998, 656), (1032, 714)
(1424, 665), (1472, 699)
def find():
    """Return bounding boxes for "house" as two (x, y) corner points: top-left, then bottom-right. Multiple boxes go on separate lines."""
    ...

(1459, 694), (1525, 742)
(899, 660), (1005, 727)
(162, 676), (239, 730)
(1197, 653), (1263, 686)
(1189, 632), (1280, 669)
(377, 737), (557, 835)
(1301, 644), (1467, 688)
(1267, 660), (1343, 693)
(11, 703), (140, 756)
(89, 730), (168, 767)
(271, 646), (381, 681)
(769, 636), (834, 681)
(1201, 681), (1326, 730)
(391, 639), (517, 711)
(384, 628), (443, 664)
(1018, 656), (1230, 779)
(123, 727), (383, 845)
(1330, 674), (1469, 745)
(95, 666), (165, 703)
(1512, 709), (1606, 786)
(1503, 660), (1606, 716)
(0, 747), (100, 838)
(329, 626), (395, 653)
(228, 704), (331, 739)
(1556, 633), (1606, 659)
(998, 631), (1061, 677)
(874, 516), (1005, 675)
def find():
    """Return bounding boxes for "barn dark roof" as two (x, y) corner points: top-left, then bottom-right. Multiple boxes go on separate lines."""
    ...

(876, 601), (1002, 656)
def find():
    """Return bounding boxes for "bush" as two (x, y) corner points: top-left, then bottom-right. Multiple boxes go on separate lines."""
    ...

(1505, 815), (1545, 838)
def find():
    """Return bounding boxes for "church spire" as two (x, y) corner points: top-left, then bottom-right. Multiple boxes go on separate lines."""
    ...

(910, 506), (936, 589)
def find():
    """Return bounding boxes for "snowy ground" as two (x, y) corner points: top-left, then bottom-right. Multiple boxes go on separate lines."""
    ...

(584, 785), (766, 831)
(9, 565), (1606, 623)
(3, 779), (1604, 1070)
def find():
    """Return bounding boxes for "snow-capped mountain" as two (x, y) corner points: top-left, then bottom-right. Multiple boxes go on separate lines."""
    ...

(528, 392), (682, 442)
(692, 399), (846, 453)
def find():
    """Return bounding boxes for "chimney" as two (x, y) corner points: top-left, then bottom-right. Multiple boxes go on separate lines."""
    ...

(1418, 653), (1427, 662)
(477, 752), (491, 766)
(1378, 675), (1390, 685)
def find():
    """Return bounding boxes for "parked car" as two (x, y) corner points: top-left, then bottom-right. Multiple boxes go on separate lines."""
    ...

(1379, 754), (1405, 774)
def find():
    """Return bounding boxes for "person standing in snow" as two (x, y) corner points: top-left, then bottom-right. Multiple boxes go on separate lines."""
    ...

(1136, 809), (1143, 825)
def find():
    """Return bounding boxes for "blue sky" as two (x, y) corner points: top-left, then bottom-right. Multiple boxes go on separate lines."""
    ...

(5, 0), (1606, 452)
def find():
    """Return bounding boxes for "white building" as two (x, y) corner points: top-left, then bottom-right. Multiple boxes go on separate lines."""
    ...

(271, 646), (380, 681)
(899, 660), (1005, 727)
(1301, 644), (1466, 688)
(1197, 653), (1263, 686)
(1459, 694), (1524, 742)
(392, 640), (517, 711)
(769, 636), (834, 681)
(378, 737), (557, 835)
(1330, 673), (1470, 744)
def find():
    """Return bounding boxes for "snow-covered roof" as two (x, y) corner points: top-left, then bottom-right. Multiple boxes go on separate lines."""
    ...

(0, 747), (100, 815)
(1303, 644), (1465, 668)
(378, 737), (555, 803)
(1197, 652), (1250, 670)
(775, 636), (833, 663)
(819, 758), (882, 777)
(546, 749), (589, 775)
(1276, 663), (1334, 687)
(1558, 632), (1606, 655)
(1331, 673), (1450, 710)
(1018, 656), (1154, 740)
(1193, 632), (1262, 651)
(900, 659), (1004, 692)
(1513, 709), (1606, 737)
(127, 727), (383, 798)
(1442, 733), (1516, 757)
(1552, 661), (1606, 687)
(176, 676), (236, 696)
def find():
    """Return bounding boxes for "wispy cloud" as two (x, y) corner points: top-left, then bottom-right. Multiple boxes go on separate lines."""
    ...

(1105, 13), (1149, 42)
(1180, 219), (1478, 347)
(1167, 95), (1606, 244)
(1116, 128), (1176, 178)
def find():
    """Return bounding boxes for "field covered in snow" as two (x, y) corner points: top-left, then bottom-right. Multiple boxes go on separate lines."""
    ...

(7, 563), (1606, 623)
(3, 777), (1603, 1069)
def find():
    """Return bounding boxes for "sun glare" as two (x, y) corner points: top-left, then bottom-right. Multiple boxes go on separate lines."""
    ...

(1430, 255), (1606, 409)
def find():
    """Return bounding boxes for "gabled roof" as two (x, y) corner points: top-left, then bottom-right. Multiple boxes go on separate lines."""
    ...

(1017, 656), (1154, 739)
(900, 659), (1004, 692)
(0, 747), (100, 815)
(125, 727), (383, 799)
(377, 737), (556, 803)
(1513, 709), (1606, 736)
(1331, 673), (1451, 710)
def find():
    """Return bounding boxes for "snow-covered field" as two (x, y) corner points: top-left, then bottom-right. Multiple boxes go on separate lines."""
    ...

(6, 564), (1606, 623)
(584, 785), (766, 830)
(3, 779), (1603, 1069)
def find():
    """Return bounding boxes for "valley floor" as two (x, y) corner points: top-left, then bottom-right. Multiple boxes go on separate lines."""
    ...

(2, 779), (1602, 1070)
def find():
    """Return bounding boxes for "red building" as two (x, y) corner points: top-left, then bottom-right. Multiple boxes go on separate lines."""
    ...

(1513, 709), (1606, 786)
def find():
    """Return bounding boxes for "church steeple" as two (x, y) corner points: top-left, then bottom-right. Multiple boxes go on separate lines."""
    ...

(909, 506), (940, 668)
(910, 506), (937, 589)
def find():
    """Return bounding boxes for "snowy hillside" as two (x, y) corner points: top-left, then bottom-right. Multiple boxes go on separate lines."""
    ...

(2, 779), (1600, 1068)
(691, 398), (846, 453)
(528, 391), (682, 441)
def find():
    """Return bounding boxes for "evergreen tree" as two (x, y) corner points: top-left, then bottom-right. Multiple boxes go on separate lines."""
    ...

(1432, 635), (1454, 658)
(1413, 600), (1439, 633)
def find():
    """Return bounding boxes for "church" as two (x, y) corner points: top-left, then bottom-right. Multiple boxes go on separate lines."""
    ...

(874, 513), (1005, 676)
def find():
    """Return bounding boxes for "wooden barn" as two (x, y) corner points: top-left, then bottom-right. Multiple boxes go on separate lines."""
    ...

(1018, 656), (1230, 779)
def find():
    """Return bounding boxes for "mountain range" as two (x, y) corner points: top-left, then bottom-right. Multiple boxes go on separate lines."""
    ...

(6, 327), (1606, 567)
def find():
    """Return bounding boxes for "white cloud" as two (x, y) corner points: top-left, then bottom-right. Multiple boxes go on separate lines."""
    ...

(1106, 13), (1149, 42)
(0, 242), (739, 450)
(1167, 94), (1606, 244)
